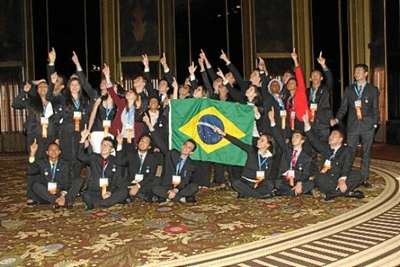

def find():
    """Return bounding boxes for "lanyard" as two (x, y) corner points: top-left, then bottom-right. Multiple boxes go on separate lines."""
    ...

(176, 158), (185, 175)
(258, 154), (268, 171)
(72, 98), (80, 110)
(275, 96), (285, 110)
(50, 162), (57, 181)
(309, 88), (317, 103)
(101, 160), (109, 178)
(355, 85), (364, 99)
(329, 148), (338, 161)
(138, 154), (144, 174)
(105, 107), (112, 120)
(127, 108), (135, 123)
(42, 102), (48, 116)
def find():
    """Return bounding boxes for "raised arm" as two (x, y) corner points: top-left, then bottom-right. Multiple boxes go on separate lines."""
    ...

(72, 51), (98, 100)
(200, 49), (218, 82)
(213, 126), (253, 154)
(12, 83), (32, 109)
(198, 57), (213, 97)
(77, 126), (92, 164)
(303, 114), (331, 158)
(291, 48), (309, 121)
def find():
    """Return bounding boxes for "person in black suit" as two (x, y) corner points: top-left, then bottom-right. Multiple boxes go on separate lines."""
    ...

(306, 52), (334, 142)
(303, 113), (364, 200)
(78, 128), (127, 209)
(331, 64), (380, 186)
(26, 140), (79, 208)
(268, 108), (314, 196)
(115, 133), (158, 202)
(149, 126), (198, 203)
(213, 127), (275, 198)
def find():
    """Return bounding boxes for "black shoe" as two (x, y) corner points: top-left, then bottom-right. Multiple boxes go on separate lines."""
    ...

(186, 196), (197, 203)
(27, 200), (39, 206)
(346, 190), (365, 199)
(237, 193), (244, 199)
(259, 194), (272, 199)
(85, 203), (94, 210)
(324, 193), (336, 201)
(362, 181), (372, 188)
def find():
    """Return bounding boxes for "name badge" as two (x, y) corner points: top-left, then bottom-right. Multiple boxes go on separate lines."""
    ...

(134, 174), (144, 183)
(99, 177), (109, 187)
(125, 124), (134, 130)
(323, 160), (331, 168)
(172, 175), (181, 185)
(310, 103), (318, 110)
(73, 111), (82, 119)
(41, 117), (49, 125)
(256, 171), (265, 180)
(48, 182), (57, 194)
(354, 100), (362, 108)
(103, 120), (111, 127)
(280, 110), (287, 117)
(287, 170), (295, 178)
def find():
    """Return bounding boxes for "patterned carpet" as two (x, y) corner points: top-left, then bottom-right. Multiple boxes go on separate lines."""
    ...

(0, 157), (385, 267)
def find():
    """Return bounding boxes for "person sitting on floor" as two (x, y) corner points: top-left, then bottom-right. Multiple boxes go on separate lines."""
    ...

(268, 108), (314, 196)
(78, 126), (127, 209)
(303, 112), (364, 201)
(213, 126), (276, 199)
(27, 139), (79, 208)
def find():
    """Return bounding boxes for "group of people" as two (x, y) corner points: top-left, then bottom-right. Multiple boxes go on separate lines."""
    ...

(13, 46), (380, 209)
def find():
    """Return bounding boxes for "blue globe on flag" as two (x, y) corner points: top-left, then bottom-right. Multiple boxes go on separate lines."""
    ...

(197, 115), (224, 145)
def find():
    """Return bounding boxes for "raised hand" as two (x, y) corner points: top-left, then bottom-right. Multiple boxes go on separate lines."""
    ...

(71, 51), (80, 66)
(330, 118), (338, 127)
(317, 51), (326, 68)
(198, 57), (205, 72)
(23, 82), (32, 93)
(267, 107), (275, 124)
(172, 77), (178, 90)
(142, 54), (149, 68)
(102, 63), (110, 78)
(80, 124), (90, 143)
(216, 68), (225, 79)
(142, 114), (151, 127)
(188, 61), (197, 75)
(48, 47), (56, 65)
(160, 52), (168, 69)
(30, 138), (38, 156)
(291, 48), (299, 66)
(220, 49), (230, 63)
(199, 49), (207, 60)
(257, 57), (267, 72)
(116, 130), (123, 145)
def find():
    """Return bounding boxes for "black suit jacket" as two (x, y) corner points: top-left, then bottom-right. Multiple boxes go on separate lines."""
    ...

(116, 142), (158, 186)
(271, 126), (311, 182)
(27, 158), (72, 191)
(306, 129), (355, 179)
(77, 144), (125, 193)
(224, 134), (275, 182)
(336, 83), (379, 134)
(306, 68), (334, 128)
(151, 129), (196, 189)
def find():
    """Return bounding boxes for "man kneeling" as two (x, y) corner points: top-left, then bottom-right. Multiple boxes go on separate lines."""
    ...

(303, 113), (364, 201)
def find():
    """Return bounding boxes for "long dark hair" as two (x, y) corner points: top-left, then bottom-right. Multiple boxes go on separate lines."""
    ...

(65, 77), (85, 112)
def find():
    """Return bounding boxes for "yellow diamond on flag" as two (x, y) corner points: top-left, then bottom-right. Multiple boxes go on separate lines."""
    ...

(179, 106), (245, 154)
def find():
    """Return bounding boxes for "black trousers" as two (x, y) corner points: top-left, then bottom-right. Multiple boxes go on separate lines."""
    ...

(152, 183), (198, 200)
(192, 161), (211, 187)
(231, 179), (274, 198)
(347, 130), (375, 181)
(28, 178), (81, 205)
(276, 179), (315, 196)
(315, 170), (363, 196)
(82, 189), (127, 208)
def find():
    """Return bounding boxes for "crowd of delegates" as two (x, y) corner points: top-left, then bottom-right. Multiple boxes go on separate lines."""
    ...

(12, 47), (379, 209)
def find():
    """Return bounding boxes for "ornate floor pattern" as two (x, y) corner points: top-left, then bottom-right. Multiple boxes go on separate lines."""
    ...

(0, 157), (393, 267)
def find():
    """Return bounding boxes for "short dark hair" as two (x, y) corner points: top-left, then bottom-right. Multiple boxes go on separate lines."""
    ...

(292, 130), (306, 140)
(139, 134), (152, 146)
(354, 63), (369, 72)
(184, 139), (197, 152)
(287, 77), (297, 84)
(102, 136), (115, 148)
(330, 125), (346, 141)
(48, 142), (61, 150)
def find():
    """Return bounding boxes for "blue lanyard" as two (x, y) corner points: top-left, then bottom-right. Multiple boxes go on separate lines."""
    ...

(355, 85), (364, 99)
(42, 102), (48, 116)
(50, 162), (57, 181)
(127, 108), (135, 123)
(309, 88), (317, 103)
(176, 158), (185, 175)
(329, 148), (338, 161)
(105, 107), (112, 120)
(102, 162), (109, 178)
(72, 98), (80, 110)
(258, 154), (268, 171)
(274, 96), (285, 110)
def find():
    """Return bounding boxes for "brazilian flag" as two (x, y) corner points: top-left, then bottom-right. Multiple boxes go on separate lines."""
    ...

(170, 98), (254, 166)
